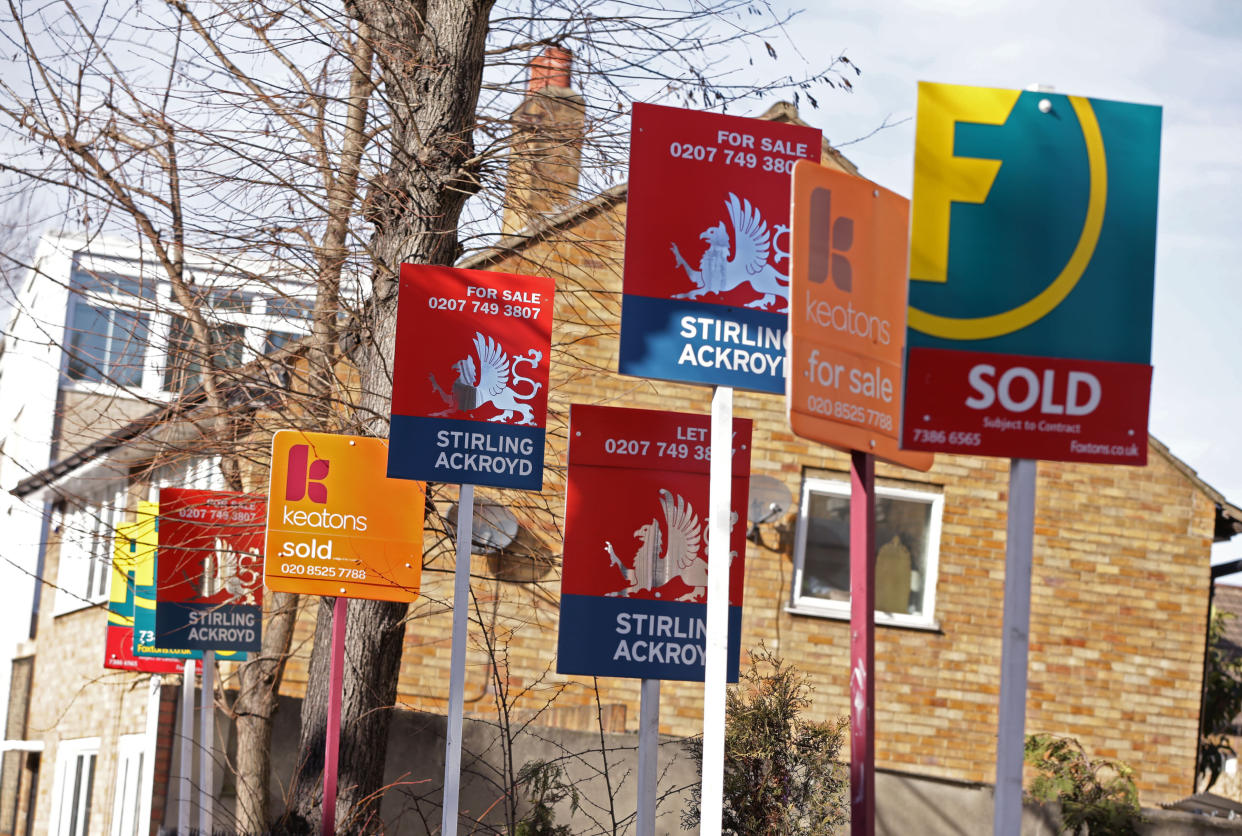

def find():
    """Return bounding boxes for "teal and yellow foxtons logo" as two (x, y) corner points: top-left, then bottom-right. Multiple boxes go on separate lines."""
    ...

(907, 81), (1161, 363)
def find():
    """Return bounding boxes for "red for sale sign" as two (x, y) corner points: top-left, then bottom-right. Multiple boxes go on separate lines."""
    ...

(155, 488), (265, 653)
(557, 404), (752, 682)
(619, 103), (821, 394)
(389, 264), (554, 490)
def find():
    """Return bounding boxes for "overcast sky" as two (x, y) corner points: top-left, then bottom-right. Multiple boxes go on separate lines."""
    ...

(768, 0), (1242, 567)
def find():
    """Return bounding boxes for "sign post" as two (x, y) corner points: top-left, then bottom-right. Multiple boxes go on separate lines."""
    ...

(199, 650), (215, 836)
(388, 264), (554, 836)
(264, 430), (427, 835)
(787, 160), (932, 835)
(899, 81), (1161, 835)
(620, 103), (818, 834)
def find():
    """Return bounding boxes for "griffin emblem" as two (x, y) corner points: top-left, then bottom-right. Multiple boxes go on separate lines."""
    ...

(430, 331), (543, 426)
(604, 488), (738, 603)
(670, 192), (792, 312)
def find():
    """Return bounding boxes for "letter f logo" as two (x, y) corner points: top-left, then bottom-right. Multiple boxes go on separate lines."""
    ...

(286, 444), (329, 503)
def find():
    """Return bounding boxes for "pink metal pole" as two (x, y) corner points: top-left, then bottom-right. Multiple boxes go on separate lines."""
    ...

(323, 596), (348, 836)
(850, 450), (876, 836)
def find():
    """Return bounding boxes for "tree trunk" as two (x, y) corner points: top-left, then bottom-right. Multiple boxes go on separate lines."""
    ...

(283, 0), (494, 830)
(233, 590), (299, 834)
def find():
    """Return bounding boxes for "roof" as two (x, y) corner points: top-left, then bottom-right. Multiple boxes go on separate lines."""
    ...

(1150, 436), (1242, 542)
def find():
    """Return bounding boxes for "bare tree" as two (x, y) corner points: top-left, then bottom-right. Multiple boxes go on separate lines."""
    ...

(1, 0), (857, 831)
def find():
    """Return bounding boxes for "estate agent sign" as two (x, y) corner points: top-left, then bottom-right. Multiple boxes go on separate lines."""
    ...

(619, 103), (821, 393)
(901, 82), (1161, 464)
(557, 404), (752, 682)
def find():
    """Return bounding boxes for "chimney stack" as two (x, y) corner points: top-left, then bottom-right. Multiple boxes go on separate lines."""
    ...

(500, 46), (586, 236)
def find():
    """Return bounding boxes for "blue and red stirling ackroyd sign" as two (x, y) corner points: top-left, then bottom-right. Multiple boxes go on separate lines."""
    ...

(155, 488), (265, 653)
(557, 404), (752, 682)
(619, 103), (821, 394)
(388, 264), (555, 490)
(901, 82), (1161, 465)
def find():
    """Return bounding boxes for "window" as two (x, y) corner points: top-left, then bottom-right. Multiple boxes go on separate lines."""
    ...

(790, 476), (944, 629)
(55, 480), (128, 614)
(48, 738), (98, 836)
(65, 305), (151, 388)
(263, 330), (298, 354)
(265, 294), (311, 323)
(163, 316), (245, 392)
(110, 734), (146, 836)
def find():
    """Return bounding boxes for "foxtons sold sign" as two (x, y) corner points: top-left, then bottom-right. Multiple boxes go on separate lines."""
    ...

(901, 82), (1161, 464)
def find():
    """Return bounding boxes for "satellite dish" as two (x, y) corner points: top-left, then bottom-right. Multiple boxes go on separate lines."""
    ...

(747, 474), (793, 526)
(448, 498), (519, 554)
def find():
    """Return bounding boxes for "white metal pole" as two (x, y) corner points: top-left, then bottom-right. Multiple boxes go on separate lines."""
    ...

(140, 674), (161, 834)
(179, 658), (194, 834)
(993, 458), (1037, 835)
(700, 385), (734, 836)
(636, 678), (660, 836)
(441, 483), (475, 836)
(199, 651), (215, 836)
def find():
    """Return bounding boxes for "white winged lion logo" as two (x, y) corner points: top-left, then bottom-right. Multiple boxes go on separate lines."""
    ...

(670, 192), (792, 312)
(604, 488), (738, 603)
(429, 331), (543, 426)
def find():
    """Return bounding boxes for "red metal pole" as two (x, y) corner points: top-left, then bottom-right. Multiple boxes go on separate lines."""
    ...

(850, 450), (876, 836)
(323, 596), (348, 836)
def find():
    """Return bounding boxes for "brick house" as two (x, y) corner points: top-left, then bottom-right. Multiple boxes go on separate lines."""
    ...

(3, 56), (1240, 834)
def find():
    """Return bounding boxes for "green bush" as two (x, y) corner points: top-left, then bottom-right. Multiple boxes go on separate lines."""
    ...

(514, 760), (577, 836)
(682, 644), (849, 835)
(1024, 733), (1142, 836)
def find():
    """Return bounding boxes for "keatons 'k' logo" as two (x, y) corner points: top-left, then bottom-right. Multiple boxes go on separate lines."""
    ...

(285, 444), (329, 503)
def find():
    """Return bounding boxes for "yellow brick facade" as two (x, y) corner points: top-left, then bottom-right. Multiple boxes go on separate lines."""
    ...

(15, 181), (1217, 829)
(256, 197), (1216, 806)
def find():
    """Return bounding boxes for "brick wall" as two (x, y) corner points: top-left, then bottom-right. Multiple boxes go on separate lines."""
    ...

(265, 198), (1216, 805)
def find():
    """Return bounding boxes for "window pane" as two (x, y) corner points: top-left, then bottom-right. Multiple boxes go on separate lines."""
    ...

(69, 269), (152, 299)
(210, 287), (252, 312)
(800, 492), (850, 602)
(266, 295), (311, 322)
(264, 331), (296, 354)
(66, 305), (109, 382)
(800, 489), (935, 617)
(108, 311), (149, 388)
(211, 323), (246, 369)
(164, 316), (196, 392)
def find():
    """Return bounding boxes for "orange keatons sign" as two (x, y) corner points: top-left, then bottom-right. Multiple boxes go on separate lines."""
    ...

(787, 161), (932, 471)
(264, 430), (426, 601)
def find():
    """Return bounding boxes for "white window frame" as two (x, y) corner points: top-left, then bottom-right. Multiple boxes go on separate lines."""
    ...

(47, 736), (100, 836)
(789, 476), (944, 630)
(62, 259), (311, 401)
(110, 733), (146, 836)
(54, 480), (128, 615)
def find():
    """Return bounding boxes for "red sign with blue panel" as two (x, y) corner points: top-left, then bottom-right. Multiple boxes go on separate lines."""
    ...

(557, 404), (751, 682)
(388, 264), (554, 490)
(154, 488), (265, 653)
(619, 103), (821, 394)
